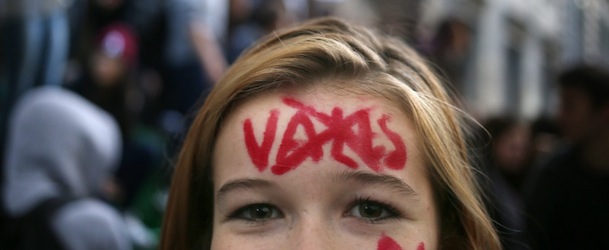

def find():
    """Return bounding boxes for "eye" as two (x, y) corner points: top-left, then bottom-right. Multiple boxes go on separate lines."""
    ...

(346, 197), (400, 223)
(229, 203), (283, 222)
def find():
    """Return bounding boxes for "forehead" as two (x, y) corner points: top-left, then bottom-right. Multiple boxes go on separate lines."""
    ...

(228, 86), (409, 128)
(235, 89), (400, 118)
(213, 86), (425, 178)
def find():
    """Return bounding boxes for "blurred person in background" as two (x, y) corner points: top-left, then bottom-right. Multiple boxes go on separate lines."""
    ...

(426, 18), (472, 98)
(70, 22), (139, 139)
(0, 0), (72, 182)
(226, 0), (289, 63)
(69, 22), (164, 220)
(481, 117), (533, 250)
(282, 0), (310, 24)
(529, 116), (563, 166)
(70, 19), (174, 249)
(526, 64), (609, 249)
(87, 0), (128, 30)
(70, 0), (130, 63)
(161, 0), (228, 119)
(0, 87), (131, 250)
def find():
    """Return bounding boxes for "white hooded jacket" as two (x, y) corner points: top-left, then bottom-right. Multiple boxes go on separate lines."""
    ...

(3, 87), (131, 250)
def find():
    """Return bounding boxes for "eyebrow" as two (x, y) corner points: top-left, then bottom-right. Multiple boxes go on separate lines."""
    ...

(216, 178), (275, 202)
(215, 171), (418, 202)
(333, 171), (418, 198)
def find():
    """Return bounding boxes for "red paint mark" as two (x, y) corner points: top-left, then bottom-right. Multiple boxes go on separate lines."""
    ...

(378, 115), (407, 170)
(377, 233), (402, 250)
(244, 109), (279, 172)
(416, 242), (425, 250)
(243, 98), (407, 175)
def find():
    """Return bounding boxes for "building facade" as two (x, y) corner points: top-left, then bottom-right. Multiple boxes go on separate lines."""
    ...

(420, 0), (609, 119)
(313, 0), (609, 119)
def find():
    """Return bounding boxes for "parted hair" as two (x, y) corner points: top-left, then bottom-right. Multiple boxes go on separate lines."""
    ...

(160, 17), (501, 250)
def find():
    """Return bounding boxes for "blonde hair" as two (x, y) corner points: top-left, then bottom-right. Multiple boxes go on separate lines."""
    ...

(160, 17), (501, 250)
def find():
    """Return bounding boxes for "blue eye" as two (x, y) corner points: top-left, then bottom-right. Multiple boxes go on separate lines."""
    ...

(346, 197), (400, 223)
(230, 203), (283, 222)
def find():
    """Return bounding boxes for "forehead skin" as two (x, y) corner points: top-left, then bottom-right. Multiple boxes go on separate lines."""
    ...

(211, 86), (438, 249)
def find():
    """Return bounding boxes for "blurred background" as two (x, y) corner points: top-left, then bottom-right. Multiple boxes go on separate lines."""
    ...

(1, 0), (609, 249)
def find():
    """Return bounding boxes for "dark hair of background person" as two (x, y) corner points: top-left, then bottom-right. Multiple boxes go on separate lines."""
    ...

(558, 64), (609, 108)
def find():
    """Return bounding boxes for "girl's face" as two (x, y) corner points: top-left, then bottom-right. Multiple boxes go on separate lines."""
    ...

(211, 87), (438, 250)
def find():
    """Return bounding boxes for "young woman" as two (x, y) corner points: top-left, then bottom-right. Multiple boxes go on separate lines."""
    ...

(161, 17), (501, 250)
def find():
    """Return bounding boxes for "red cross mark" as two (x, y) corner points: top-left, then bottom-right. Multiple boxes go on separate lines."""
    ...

(243, 97), (407, 175)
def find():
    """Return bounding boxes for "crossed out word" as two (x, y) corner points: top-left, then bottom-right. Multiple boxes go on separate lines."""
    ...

(243, 97), (407, 175)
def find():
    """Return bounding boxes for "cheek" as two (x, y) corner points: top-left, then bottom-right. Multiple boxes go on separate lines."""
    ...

(210, 232), (252, 250)
(377, 234), (402, 250)
(377, 233), (426, 250)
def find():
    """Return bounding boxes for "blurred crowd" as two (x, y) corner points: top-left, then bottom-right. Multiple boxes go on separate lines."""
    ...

(1, 0), (609, 249)
(0, 0), (307, 248)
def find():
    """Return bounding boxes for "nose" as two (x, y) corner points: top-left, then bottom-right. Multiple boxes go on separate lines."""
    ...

(288, 216), (337, 250)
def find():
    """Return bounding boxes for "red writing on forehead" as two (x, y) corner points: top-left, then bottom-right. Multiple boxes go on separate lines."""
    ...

(244, 109), (279, 171)
(377, 233), (402, 250)
(243, 97), (407, 175)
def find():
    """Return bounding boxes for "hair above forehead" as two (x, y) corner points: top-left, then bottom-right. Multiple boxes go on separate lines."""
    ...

(216, 17), (448, 105)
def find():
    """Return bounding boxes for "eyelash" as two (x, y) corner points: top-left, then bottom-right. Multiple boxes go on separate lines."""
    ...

(344, 195), (402, 223)
(226, 202), (283, 224)
(226, 196), (402, 224)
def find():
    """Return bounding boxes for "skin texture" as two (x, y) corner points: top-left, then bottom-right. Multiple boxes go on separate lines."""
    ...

(211, 87), (438, 250)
